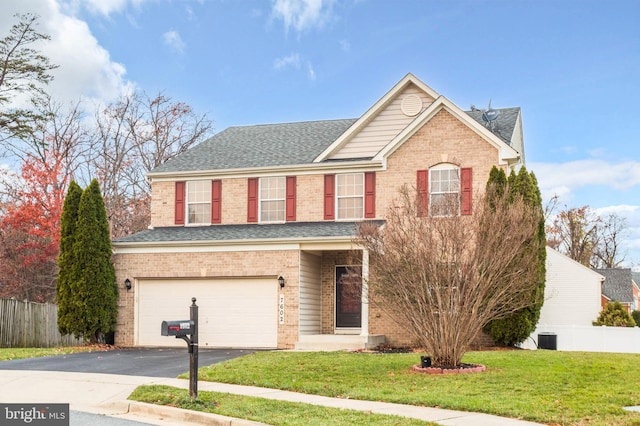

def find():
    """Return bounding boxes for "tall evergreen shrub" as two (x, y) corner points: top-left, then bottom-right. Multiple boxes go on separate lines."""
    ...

(483, 166), (547, 346)
(56, 181), (83, 335)
(58, 179), (118, 342)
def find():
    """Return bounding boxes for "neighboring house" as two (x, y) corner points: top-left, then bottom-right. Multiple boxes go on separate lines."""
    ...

(520, 247), (604, 351)
(111, 73), (524, 350)
(521, 251), (640, 353)
(595, 268), (640, 313)
(537, 248), (604, 327)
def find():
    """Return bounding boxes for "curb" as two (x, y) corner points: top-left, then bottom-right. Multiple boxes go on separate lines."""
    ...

(100, 400), (267, 426)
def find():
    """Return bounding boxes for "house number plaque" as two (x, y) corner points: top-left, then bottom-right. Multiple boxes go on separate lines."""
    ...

(279, 294), (285, 325)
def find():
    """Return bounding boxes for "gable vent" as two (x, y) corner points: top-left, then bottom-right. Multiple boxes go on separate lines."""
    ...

(401, 94), (423, 117)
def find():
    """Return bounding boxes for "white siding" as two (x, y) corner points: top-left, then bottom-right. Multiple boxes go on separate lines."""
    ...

(299, 251), (322, 335)
(538, 247), (603, 327)
(329, 84), (434, 160)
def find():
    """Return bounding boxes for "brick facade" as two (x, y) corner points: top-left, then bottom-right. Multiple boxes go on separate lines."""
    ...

(114, 249), (299, 348)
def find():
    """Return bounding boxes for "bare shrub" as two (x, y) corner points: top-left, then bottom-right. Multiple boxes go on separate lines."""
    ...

(356, 184), (542, 367)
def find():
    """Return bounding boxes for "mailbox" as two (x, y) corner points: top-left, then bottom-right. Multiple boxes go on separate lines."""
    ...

(161, 320), (194, 337)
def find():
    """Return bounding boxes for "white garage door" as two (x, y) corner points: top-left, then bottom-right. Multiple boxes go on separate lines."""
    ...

(136, 278), (278, 348)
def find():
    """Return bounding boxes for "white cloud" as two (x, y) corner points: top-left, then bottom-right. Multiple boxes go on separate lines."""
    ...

(64, 0), (150, 17)
(274, 53), (301, 70)
(307, 61), (316, 80)
(1, 0), (133, 108)
(163, 30), (186, 53)
(532, 159), (640, 265)
(530, 159), (640, 204)
(339, 39), (350, 52)
(271, 0), (335, 34)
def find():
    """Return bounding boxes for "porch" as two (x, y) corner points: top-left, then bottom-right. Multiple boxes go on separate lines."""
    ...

(295, 334), (386, 351)
(295, 248), (385, 350)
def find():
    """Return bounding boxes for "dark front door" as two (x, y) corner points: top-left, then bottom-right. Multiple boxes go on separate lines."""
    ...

(335, 266), (362, 328)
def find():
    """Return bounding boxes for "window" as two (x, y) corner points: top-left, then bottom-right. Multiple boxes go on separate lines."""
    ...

(336, 173), (364, 219)
(187, 180), (211, 224)
(260, 177), (286, 222)
(430, 165), (460, 217)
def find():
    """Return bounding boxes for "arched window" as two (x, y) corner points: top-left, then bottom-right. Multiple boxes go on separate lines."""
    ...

(429, 164), (460, 217)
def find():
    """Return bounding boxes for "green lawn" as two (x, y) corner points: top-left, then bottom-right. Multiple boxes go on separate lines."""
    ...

(182, 349), (640, 426)
(130, 385), (435, 426)
(0, 346), (97, 361)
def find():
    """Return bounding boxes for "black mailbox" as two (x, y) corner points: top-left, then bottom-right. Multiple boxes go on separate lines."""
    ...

(161, 320), (194, 336)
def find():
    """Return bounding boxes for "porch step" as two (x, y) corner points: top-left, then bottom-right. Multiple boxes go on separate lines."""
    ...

(294, 334), (386, 351)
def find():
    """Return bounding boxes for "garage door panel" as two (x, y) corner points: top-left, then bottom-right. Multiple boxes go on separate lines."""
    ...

(137, 279), (277, 348)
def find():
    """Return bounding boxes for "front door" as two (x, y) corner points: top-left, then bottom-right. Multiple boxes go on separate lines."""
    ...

(335, 266), (362, 328)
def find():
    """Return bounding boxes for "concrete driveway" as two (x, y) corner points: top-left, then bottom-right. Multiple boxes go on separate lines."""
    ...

(0, 347), (257, 377)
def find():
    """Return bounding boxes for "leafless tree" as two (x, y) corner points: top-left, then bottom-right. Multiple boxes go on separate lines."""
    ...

(356, 185), (542, 367)
(546, 206), (598, 267)
(547, 206), (628, 268)
(592, 212), (628, 268)
(92, 90), (213, 238)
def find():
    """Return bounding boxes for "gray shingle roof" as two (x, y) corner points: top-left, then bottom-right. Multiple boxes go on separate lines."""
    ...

(594, 268), (634, 303)
(149, 107), (520, 175)
(465, 107), (520, 145)
(150, 119), (358, 174)
(113, 221), (384, 244)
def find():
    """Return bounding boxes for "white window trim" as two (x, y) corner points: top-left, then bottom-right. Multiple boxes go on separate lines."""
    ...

(186, 180), (211, 225)
(429, 164), (460, 217)
(259, 176), (286, 223)
(335, 172), (364, 220)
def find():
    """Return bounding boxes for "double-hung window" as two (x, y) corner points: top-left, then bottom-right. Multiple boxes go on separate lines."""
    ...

(429, 165), (460, 217)
(336, 173), (364, 220)
(187, 180), (211, 224)
(260, 177), (286, 222)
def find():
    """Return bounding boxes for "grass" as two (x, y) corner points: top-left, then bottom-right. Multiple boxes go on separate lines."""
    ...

(177, 349), (640, 426)
(0, 346), (98, 361)
(130, 385), (435, 426)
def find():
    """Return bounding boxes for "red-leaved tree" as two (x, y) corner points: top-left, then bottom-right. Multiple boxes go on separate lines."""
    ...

(0, 150), (67, 301)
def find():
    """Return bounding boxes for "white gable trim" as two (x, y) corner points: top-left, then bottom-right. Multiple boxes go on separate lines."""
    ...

(313, 73), (439, 162)
(373, 96), (521, 165)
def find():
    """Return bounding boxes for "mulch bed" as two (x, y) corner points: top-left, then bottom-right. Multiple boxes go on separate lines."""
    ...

(412, 363), (486, 374)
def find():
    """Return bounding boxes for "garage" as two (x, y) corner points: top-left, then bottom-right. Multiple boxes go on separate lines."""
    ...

(136, 278), (278, 348)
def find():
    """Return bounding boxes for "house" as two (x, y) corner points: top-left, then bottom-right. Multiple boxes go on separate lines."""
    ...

(540, 248), (605, 326)
(595, 268), (640, 313)
(520, 251), (640, 353)
(111, 73), (524, 350)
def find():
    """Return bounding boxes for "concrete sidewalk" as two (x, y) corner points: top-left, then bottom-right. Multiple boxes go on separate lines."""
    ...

(0, 370), (542, 425)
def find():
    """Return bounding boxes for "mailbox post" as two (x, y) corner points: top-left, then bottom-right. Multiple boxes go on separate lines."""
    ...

(189, 297), (198, 399)
(161, 297), (199, 399)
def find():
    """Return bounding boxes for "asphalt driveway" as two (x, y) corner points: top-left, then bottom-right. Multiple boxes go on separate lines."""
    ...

(0, 347), (257, 377)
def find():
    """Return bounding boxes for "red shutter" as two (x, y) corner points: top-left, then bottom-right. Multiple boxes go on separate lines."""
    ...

(364, 172), (376, 218)
(247, 178), (258, 222)
(286, 176), (296, 222)
(211, 180), (222, 224)
(417, 170), (429, 217)
(461, 168), (472, 215)
(324, 174), (335, 220)
(175, 181), (185, 225)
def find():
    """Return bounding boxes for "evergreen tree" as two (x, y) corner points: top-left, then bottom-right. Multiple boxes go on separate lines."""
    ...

(594, 302), (636, 327)
(68, 179), (118, 342)
(56, 181), (83, 334)
(483, 166), (547, 346)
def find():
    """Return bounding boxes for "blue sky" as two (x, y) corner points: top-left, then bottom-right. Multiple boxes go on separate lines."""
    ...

(2, 0), (640, 263)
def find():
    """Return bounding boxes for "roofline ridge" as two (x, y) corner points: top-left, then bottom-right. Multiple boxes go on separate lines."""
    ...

(226, 117), (359, 129)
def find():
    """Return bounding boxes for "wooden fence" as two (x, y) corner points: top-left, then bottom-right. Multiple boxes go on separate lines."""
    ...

(0, 299), (83, 348)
